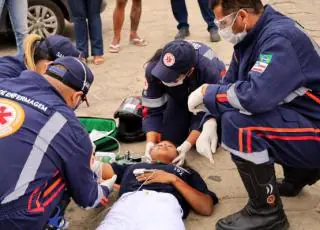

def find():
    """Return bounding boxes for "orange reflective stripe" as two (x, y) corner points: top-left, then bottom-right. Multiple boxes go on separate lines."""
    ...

(306, 91), (320, 104)
(247, 130), (252, 153)
(43, 177), (62, 198)
(239, 128), (244, 152)
(43, 184), (65, 207)
(216, 93), (228, 103)
(244, 127), (320, 133)
(260, 134), (320, 141)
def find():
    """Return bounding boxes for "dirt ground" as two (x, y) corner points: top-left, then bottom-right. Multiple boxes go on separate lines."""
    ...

(1, 0), (320, 229)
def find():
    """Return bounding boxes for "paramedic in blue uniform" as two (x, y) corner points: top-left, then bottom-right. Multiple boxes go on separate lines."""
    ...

(0, 34), (81, 79)
(0, 57), (115, 229)
(188, 0), (320, 229)
(142, 40), (226, 166)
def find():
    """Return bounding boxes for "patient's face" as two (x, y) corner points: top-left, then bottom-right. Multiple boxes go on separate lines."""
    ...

(150, 141), (178, 163)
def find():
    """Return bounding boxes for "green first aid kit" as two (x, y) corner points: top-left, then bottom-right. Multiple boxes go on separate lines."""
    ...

(78, 117), (119, 151)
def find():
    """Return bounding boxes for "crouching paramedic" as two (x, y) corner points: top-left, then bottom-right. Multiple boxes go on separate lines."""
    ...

(0, 57), (115, 229)
(0, 34), (81, 79)
(188, 1), (320, 229)
(142, 40), (225, 166)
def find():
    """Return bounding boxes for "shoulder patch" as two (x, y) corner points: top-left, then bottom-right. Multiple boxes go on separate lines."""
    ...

(259, 54), (273, 64)
(0, 98), (25, 138)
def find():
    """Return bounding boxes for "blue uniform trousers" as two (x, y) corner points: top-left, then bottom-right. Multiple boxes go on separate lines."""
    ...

(221, 107), (320, 168)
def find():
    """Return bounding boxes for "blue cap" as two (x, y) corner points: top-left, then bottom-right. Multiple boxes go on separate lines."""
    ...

(151, 40), (196, 83)
(46, 56), (94, 95)
(38, 35), (81, 59)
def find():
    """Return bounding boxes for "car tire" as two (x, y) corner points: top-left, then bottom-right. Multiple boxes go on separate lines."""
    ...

(27, 0), (65, 36)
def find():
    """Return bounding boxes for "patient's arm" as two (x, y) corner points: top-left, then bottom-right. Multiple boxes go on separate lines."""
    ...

(136, 170), (214, 216)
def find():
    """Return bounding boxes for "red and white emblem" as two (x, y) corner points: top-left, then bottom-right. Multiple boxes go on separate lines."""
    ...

(163, 53), (175, 67)
(0, 98), (25, 138)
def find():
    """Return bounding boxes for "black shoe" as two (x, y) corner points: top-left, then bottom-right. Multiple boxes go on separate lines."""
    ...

(209, 28), (221, 42)
(277, 166), (320, 197)
(216, 160), (289, 230)
(174, 27), (190, 40)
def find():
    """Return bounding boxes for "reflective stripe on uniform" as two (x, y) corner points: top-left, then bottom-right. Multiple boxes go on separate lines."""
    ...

(227, 84), (252, 115)
(221, 142), (269, 165)
(282, 87), (309, 103)
(202, 49), (216, 60)
(142, 94), (168, 108)
(1, 112), (67, 204)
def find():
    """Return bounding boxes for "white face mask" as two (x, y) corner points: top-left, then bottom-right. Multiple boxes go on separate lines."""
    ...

(162, 78), (184, 87)
(218, 11), (247, 45)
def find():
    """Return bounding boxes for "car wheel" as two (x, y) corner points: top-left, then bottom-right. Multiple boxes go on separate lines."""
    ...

(27, 0), (65, 37)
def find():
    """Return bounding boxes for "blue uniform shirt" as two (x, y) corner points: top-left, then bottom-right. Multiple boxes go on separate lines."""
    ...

(0, 55), (26, 78)
(142, 41), (226, 132)
(203, 5), (320, 120)
(111, 162), (218, 219)
(0, 71), (109, 227)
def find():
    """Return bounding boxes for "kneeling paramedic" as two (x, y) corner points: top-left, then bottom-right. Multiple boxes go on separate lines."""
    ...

(0, 34), (81, 78)
(142, 40), (226, 166)
(188, 0), (320, 229)
(0, 57), (115, 229)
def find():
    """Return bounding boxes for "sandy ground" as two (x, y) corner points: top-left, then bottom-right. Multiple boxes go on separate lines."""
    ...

(0, 0), (320, 229)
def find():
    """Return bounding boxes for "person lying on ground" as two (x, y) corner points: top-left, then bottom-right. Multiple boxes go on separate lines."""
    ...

(92, 140), (219, 230)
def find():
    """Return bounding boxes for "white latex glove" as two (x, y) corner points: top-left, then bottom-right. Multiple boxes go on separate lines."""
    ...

(91, 159), (102, 181)
(101, 175), (117, 192)
(196, 118), (218, 164)
(144, 142), (155, 163)
(188, 85), (207, 115)
(172, 141), (192, 166)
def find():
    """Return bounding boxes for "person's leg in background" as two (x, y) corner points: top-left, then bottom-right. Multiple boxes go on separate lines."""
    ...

(197, 0), (220, 42)
(110, 0), (128, 53)
(6, 0), (28, 57)
(129, 0), (147, 47)
(86, 0), (104, 65)
(170, 0), (190, 40)
(68, 0), (89, 60)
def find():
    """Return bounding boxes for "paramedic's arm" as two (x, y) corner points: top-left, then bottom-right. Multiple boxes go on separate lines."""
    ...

(64, 135), (110, 209)
(202, 36), (304, 119)
(186, 130), (201, 146)
(137, 170), (213, 216)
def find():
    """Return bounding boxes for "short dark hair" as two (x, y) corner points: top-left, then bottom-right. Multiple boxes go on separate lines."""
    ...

(210, 0), (263, 15)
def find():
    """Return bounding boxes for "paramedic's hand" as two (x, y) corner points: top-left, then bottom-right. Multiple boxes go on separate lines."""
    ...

(144, 142), (155, 163)
(101, 175), (117, 192)
(172, 141), (192, 166)
(188, 84), (209, 115)
(136, 170), (176, 185)
(196, 118), (218, 164)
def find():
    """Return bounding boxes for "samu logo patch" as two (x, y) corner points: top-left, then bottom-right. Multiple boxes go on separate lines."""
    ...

(0, 98), (25, 138)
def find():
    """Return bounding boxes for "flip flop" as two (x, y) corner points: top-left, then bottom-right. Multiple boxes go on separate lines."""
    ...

(130, 38), (148, 47)
(109, 44), (120, 53)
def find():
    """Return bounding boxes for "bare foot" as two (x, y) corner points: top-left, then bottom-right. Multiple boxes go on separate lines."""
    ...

(93, 56), (105, 65)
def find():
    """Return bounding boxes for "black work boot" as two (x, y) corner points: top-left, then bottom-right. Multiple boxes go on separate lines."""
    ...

(209, 28), (221, 42)
(216, 160), (289, 230)
(277, 166), (320, 197)
(174, 27), (190, 40)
